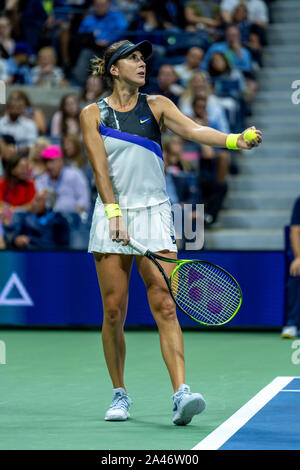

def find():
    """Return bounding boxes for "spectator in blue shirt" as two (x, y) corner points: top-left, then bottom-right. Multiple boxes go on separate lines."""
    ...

(232, 3), (263, 68)
(208, 51), (246, 101)
(201, 24), (253, 77)
(78, 0), (128, 45)
(7, 190), (70, 250)
(6, 42), (33, 85)
(207, 50), (247, 130)
(73, 0), (128, 84)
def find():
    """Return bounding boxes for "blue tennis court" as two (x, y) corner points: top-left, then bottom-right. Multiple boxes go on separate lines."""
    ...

(194, 377), (300, 450)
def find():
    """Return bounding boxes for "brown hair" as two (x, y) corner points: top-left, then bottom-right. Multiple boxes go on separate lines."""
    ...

(3, 153), (25, 183)
(208, 52), (231, 77)
(62, 134), (86, 168)
(7, 89), (32, 107)
(91, 40), (130, 87)
(59, 93), (80, 136)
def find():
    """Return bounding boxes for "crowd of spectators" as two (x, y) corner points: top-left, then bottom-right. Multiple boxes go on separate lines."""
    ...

(0, 0), (273, 250)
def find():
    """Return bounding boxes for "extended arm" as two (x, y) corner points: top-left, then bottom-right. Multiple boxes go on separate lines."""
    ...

(150, 95), (262, 150)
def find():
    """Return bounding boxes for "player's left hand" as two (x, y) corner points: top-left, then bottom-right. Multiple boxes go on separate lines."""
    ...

(237, 126), (263, 150)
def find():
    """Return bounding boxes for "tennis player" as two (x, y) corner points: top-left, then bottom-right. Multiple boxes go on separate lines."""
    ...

(80, 40), (262, 425)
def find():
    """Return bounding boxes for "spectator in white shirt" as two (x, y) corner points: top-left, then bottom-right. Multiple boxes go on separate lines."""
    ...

(0, 96), (38, 155)
(220, 0), (269, 27)
(31, 46), (68, 88)
(174, 47), (205, 87)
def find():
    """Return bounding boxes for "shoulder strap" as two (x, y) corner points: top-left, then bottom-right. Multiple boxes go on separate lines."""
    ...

(138, 92), (147, 104)
(96, 98), (108, 114)
(96, 97), (120, 129)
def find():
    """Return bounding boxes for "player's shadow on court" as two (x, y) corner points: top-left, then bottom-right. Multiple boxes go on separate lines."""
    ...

(126, 416), (205, 429)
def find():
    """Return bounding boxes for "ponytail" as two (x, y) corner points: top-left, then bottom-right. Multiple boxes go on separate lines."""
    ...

(90, 40), (130, 87)
(91, 56), (105, 78)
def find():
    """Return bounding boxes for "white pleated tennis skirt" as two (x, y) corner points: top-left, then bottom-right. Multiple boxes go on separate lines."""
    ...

(88, 198), (178, 255)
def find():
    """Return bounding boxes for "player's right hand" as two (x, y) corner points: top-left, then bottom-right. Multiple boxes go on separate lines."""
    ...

(109, 216), (130, 246)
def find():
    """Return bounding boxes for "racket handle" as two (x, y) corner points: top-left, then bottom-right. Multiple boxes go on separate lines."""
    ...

(128, 237), (148, 255)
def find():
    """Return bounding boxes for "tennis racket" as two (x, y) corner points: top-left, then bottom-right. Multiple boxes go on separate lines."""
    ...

(129, 238), (242, 326)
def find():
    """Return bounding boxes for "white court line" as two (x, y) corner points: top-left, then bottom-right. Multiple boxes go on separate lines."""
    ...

(193, 376), (299, 450)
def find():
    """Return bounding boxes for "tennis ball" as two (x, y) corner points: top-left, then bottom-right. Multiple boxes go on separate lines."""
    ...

(243, 129), (259, 143)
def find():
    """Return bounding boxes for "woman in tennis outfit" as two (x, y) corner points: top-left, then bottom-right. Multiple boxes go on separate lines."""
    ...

(80, 40), (262, 425)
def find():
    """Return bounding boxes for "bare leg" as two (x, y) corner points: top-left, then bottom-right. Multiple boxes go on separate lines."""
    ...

(135, 251), (185, 393)
(93, 252), (133, 391)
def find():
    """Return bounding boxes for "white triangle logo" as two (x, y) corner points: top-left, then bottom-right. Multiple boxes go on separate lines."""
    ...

(0, 272), (34, 306)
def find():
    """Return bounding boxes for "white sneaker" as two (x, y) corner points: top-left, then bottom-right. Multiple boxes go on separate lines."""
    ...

(104, 388), (131, 421)
(281, 326), (298, 339)
(172, 384), (206, 426)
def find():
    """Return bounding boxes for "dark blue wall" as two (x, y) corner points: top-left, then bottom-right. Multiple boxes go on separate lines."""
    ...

(0, 251), (286, 327)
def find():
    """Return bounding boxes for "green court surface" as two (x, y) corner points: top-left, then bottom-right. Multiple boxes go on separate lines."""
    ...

(0, 329), (299, 450)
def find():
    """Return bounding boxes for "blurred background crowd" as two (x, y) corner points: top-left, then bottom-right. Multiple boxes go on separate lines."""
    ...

(0, 0), (274, 250)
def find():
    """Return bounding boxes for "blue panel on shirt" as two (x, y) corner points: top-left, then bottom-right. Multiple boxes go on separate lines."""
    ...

(99, 124), (164, 161)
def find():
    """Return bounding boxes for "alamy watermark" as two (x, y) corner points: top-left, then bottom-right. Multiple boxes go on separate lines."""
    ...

(291, 340), (300, 365)
(291, 80), (300, 104)
(101, 200), (205, 250)
(0, 340), (6, 364)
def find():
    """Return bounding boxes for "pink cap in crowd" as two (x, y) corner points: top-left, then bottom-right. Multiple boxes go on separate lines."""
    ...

(41, 145), (62, 159)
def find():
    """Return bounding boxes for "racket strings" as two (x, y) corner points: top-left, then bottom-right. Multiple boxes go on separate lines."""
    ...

(172, 276), (237, 324)
(174, 272), (239, 323)
(171, 261), (241, 325)
(175, 287), (232, 324)
(174, 264), (240, 309)
(174, 272), (239, 322)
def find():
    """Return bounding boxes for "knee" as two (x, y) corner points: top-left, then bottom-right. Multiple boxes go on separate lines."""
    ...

(103, 295), (125, 327)
(150, 287), (177, 322)
(158, 298), (177, 323)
